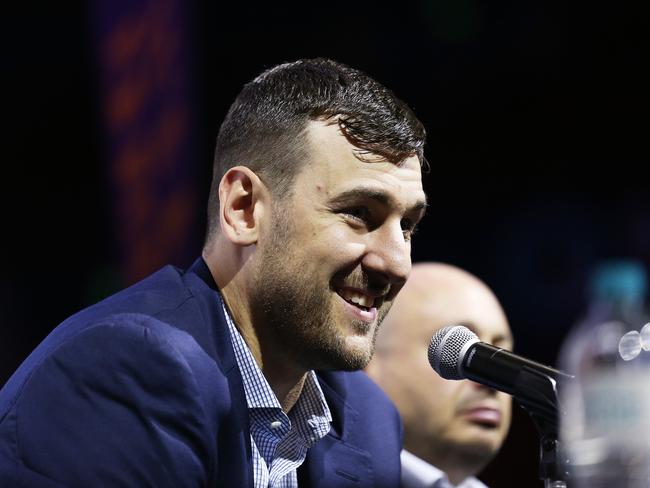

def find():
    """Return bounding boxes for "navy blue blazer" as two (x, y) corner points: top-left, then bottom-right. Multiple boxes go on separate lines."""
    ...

(0, 258), (402, 487)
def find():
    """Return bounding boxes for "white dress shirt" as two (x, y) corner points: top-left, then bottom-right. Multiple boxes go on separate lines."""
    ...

(401, 450), (488, 488)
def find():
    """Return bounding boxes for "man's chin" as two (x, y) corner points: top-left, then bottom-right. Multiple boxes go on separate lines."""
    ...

(318, 351), (373, 372)
(342, 329), (378, 366)
(454, 431), (503, 460)
(310, 337), (375, 371)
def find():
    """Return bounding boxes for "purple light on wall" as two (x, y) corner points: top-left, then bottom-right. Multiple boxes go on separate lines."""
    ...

(91, 0), (199, 283)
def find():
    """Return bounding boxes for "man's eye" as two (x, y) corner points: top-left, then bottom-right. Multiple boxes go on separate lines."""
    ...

(401, 218), (418, 241)
(342, 207), (371, 222)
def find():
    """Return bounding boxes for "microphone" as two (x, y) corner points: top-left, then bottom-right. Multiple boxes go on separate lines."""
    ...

(428, 325), (573, 424)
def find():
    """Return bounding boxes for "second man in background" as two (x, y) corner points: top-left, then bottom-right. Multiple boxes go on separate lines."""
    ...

(368, 263), (513, 488)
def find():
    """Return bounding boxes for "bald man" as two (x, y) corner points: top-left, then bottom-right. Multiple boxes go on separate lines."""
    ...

(367, 263), (513, 488)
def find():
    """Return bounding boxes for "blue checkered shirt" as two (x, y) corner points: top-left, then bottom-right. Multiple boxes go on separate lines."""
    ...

(222, 299), (332, 488)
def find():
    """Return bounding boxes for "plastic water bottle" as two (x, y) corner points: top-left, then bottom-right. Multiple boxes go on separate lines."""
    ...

(558, 260), (650, 487)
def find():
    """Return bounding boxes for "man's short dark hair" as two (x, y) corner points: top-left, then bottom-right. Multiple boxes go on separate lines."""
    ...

(205, 58), (426, 242)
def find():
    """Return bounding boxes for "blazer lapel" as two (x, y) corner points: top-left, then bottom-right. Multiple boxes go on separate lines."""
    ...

(185, 258), (254, 487)
(299, 372), (375, 488)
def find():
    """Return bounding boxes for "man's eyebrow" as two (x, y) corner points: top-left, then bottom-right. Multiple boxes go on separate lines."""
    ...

(329, 187), (428, 215)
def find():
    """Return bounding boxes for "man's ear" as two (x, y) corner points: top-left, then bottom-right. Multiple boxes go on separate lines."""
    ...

(218, 166), (269, 246)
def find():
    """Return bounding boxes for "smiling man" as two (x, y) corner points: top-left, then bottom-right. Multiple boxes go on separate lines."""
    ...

(367, 263), (513, 488)
(0, 59), (427, 487)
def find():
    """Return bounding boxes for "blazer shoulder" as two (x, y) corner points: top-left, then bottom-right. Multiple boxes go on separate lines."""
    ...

(0, 313), (227, 487)
(6, 312), (230, 418)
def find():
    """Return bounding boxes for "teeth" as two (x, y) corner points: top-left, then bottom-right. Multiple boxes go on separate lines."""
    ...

(338, 289), (374, 308)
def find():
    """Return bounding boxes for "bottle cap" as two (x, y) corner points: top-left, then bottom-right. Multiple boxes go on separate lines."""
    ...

(590, 259), (648, 303)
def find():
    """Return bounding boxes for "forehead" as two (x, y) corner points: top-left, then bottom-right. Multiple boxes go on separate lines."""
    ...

(395, 276), (512, 347)
(298, 120), (425, 204)
(429, 285), (512, 345)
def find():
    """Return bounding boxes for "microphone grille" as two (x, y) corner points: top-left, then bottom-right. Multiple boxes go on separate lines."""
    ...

(428, 325), (479, 380)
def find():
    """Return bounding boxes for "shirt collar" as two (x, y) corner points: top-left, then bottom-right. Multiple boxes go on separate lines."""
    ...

(401, 450), (488, 488)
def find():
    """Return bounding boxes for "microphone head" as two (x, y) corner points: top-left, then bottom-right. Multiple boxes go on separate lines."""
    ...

(428, 325), (480, 380)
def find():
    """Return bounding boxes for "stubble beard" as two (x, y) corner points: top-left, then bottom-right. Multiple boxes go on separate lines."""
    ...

(251, 207), (387, 372)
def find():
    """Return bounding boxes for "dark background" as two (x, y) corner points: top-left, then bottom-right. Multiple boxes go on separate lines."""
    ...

(3, 1), (649, 486)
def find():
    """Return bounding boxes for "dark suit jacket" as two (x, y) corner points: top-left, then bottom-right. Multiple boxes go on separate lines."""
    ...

(0, 258), (402, 487)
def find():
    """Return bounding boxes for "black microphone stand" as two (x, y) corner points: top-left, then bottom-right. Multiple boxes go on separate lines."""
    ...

(513, 367), (572, 488)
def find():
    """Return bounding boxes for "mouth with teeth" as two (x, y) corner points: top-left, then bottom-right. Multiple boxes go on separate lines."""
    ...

(335, 287), (380, 324)
(338, 288), (374, 309)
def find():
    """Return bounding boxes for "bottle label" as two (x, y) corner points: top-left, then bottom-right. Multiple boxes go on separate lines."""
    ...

(578, 369), (650, 440)
(561, 368), (650, 485)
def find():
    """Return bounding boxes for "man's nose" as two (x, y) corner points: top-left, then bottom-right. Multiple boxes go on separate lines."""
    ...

(361, 219), (411, 288)
(469, 380), (499, 395)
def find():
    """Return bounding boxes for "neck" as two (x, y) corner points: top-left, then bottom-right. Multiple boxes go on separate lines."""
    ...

(270, 370), (308, 413)
(203, 243), (308, 412)
(442, 464), (476, 487)
(405, 437), (487, 486)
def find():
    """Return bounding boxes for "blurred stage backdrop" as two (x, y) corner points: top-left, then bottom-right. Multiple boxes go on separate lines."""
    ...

(3, 1), (649, 486)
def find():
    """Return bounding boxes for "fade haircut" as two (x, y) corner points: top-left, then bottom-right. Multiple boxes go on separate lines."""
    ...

(205, 58), (426, 242)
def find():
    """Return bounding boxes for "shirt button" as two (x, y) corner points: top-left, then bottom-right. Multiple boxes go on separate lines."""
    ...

(270, 420), (282, 429)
